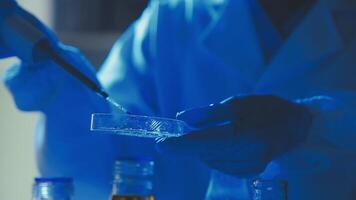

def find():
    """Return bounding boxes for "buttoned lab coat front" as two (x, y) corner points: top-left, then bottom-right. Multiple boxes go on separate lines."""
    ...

(99, 0), (356, 199)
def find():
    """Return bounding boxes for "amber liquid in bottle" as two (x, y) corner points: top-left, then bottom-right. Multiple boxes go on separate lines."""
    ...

(111, 195), (155, 200)
(110, 160), (155, 200)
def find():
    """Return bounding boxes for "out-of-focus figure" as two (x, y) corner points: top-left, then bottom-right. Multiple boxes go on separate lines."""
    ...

(2, 0), (356, 199)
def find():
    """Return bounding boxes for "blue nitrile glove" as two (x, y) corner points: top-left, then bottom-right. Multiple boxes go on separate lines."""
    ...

(0, 0), (17, 58)
(0, 0), (59, 61)
(158, 95), (313, 177)
(3, 43), (116, 200)
(4, 43), (106, 112)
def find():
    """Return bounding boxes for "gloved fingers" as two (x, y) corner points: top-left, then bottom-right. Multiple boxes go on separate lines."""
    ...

(204, 160), (267, 177)
(15, 4), (59, 48)
(54, 43), (99, 85)
(157, 122), (269, 161)
(157, 123), (238, 157)
(176, 104), (231, 128)
(199, 136), (269, 161)
(47, 44), (109, 112)
(3, 43), (101, 112)
(4, 61), (56, 111)
(176, 96), (246, 128)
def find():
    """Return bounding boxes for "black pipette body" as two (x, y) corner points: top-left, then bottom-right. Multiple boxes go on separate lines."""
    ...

(37, 40), (129, 113)
(0, 2), (128, 113)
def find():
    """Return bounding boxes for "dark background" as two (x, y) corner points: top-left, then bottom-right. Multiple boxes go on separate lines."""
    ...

(53, 0), (148, 67)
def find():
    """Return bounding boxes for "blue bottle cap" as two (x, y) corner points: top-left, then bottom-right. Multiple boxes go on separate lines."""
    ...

(35, 177), (73, 183)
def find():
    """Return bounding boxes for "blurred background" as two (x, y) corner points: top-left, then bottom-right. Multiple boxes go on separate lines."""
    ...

(0, 0), (147, 199)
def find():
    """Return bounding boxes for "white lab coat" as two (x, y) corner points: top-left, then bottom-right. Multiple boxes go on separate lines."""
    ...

(99, 0), (356, 199)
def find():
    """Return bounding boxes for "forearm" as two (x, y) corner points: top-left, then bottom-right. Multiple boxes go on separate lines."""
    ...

(265, 93), (356, 177)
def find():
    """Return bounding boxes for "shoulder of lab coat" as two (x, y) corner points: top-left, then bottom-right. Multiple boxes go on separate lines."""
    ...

(97, 1), (163, 115)
(97, 0), (215, 115)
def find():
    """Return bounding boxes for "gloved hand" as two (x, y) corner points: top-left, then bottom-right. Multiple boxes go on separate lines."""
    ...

(157, 95), (313, 177)
(4, 43), (107, 113)
(0, 0), (58, 61)
(3, 43), (115, 200)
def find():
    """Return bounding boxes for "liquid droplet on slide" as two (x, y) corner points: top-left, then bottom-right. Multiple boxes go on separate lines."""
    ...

(106, 97), (129, 114)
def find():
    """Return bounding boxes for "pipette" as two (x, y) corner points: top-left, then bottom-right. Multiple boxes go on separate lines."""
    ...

(0, 1), (189, 139)
(41, 41), (129, 113)
(0, 0), (128, 113)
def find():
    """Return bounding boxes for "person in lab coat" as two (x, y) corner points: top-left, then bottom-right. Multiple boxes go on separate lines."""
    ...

(3, 0), (356, 199)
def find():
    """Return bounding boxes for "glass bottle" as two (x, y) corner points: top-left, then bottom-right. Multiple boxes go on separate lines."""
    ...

(110, 159), (155, 200)
(205, 170), (252, 200)
(252, 179), (288, 200)
(32, 177), (74, 200)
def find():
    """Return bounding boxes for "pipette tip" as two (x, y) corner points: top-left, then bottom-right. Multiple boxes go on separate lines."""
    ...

(106, 97), (129, 114)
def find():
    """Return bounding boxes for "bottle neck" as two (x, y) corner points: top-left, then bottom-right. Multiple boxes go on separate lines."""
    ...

(252, 179), (288, 200)
(112, 160), (154, 198)
(32, 178), (73, 200)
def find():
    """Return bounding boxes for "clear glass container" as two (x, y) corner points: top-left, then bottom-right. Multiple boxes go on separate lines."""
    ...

(32, 177), (74, 200)
(110, 159), (155, 200)
(91, 113), (189, 139)
(252, 179), (288, 200)
(205, 170), (252, 200)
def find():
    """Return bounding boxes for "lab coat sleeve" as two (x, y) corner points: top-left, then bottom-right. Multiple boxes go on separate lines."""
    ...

(97, 2), (160, 115)
(304, 93), (356, 153)
(263, 92), (356, 196)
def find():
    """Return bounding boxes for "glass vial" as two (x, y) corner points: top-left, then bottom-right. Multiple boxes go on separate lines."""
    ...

(111, 159), (155, 200)
(252, 179), (288, 200)
(32, 177), (74, 200)
(205, 170), (251, 200)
